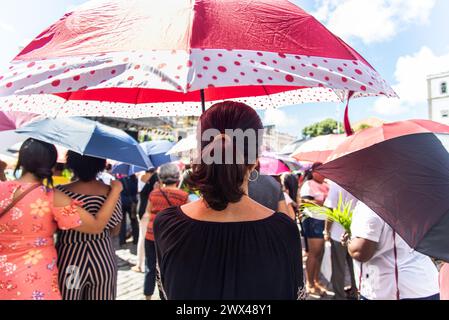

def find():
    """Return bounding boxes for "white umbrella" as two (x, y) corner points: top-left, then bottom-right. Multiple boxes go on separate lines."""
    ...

(166, 135), (197, 155)
(291, 134), (347, 163)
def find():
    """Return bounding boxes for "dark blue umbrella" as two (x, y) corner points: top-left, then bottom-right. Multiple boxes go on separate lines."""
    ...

(16, 117), (152, 169)
(111, 163), (148, 176)
(141, 141), (178, 167)
(111, 140), (178, 175)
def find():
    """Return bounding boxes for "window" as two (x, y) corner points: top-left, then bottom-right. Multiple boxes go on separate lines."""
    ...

(442, 82), (448, 95)
(441, 110), (449, 118)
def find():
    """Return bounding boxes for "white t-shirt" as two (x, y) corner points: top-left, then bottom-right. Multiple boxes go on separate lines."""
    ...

(351, 202), (439, 300)
(137, 178), (147, 193)
(300, 180), (329, 221)
(323, 181), (358, 241)
(97, 171), (115, 185)
(300, 180), (328, 202)
(284, 192), (294, 206)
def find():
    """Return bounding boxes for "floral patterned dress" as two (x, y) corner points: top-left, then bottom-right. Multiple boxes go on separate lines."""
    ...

(0, 181), (82, 300)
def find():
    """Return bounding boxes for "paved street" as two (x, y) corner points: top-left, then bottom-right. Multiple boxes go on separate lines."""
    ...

(115, 241), (146, 300)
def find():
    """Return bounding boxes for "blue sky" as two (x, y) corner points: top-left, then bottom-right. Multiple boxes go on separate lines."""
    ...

(1, 0), (449, 138)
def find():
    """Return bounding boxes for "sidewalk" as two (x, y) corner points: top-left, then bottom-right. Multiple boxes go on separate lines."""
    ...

(115, 241), (145, 300)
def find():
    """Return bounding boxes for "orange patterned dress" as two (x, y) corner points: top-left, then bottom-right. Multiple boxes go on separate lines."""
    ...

(0, 181), (82, 300)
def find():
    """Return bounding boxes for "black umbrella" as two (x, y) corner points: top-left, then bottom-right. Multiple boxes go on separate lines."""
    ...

(317, 120), (449, 262)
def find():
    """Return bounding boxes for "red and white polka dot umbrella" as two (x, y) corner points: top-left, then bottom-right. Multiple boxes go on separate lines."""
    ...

(0, 0), (396, 120)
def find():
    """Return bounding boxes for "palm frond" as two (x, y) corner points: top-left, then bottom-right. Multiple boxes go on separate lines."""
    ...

(300, 192), (354, 233)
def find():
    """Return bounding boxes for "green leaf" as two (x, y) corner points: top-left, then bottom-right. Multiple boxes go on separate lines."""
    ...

(300, 192), (354, 234)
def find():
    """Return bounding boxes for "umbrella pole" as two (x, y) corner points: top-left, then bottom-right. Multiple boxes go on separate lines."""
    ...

(343, 91), (355, 136)
(200, 89), (206, 114)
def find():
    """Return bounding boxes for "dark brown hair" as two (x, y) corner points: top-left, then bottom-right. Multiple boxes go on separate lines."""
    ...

(304, 162), (323, 181)
(66, 150), (106, 182)
(15, 138), (57, 188)
(187, 101), (263, 211)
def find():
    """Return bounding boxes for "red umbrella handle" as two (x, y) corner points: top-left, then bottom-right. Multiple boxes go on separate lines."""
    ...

(344, 91), (355, 136)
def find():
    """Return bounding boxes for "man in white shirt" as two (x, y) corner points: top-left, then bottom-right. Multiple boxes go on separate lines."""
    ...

(323, 181), (358, 300)
(97, 164), (115, 185)
(346, 201), (440, 300)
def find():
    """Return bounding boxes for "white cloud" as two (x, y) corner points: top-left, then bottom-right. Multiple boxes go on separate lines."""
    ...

(263, 108), (296, 129)
(373, 47), (449, 115)
(313, 0), (436, 44)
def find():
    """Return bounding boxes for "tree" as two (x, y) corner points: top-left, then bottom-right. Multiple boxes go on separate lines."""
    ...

(302, 118), (343, 138)
(355, 124), (372, 132)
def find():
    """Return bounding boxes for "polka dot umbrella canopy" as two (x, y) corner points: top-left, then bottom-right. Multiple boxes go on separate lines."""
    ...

(0, 0), (396, 121)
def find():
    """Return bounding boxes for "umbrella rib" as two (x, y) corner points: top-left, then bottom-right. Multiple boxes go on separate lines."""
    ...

(261, 85), (276, 109)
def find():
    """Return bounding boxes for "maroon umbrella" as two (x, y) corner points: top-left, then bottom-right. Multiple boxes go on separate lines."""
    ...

(317, 120), (449, 262)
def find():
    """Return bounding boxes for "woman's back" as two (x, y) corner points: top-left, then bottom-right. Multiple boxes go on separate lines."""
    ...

(55, 183), (122, 300)
(0, 181), (82, 300)
(56, 184), (122, 243)
(154, 206), (305, 300)
(0, 181), (81, 242)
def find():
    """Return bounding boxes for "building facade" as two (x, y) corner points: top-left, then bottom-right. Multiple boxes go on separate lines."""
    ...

(428, 72), (449, 125)
(263, 125), (298, 153)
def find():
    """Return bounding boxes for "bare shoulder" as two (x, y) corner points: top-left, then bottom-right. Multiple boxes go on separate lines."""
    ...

(246, 197), (276, 219)
(180, 200), (204, 217)
(93, 181), (111, 193)
(57, 181), (76, 191)
(53, 189), (73, 207)
(61, 180), (110, 196)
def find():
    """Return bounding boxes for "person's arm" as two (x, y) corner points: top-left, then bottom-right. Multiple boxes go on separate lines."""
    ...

(54, 180), (123, 235)
(286, 203), (296, 220)
(347, 237), (378, 263)
(342, 202), (382, 263)
(324, 220), (333, 242)
(0, 160), (7, 182)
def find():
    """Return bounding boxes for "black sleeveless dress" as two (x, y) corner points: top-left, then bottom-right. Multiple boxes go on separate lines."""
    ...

(154, 207), (305, 300)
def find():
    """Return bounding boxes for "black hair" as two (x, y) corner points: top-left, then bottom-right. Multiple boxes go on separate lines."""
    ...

(15, 138), (57, 188)
(304, 162), (323, 181)
(283, 174), (299, 203)
(55, 163), (65, 172)
(66, 150), (106, 182)
(187, 101), (264, 211)
(146, 168), (156, 174)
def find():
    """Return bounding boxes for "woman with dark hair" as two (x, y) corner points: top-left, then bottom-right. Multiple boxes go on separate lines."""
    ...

(154, 101), (305, 300)
(282, 173), (300, 220)
(0, 139), (122, 300)
(300, 162), (329, 297)
(55, 151), (123, 300)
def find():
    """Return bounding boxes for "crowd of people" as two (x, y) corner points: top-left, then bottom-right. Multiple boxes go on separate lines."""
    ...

(0, 101), (447, 300)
